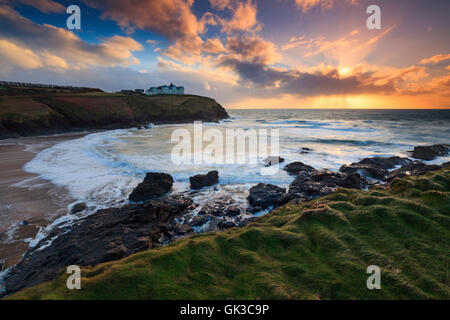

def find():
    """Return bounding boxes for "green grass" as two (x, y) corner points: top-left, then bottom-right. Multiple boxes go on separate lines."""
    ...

(6, 169), (450, 300)
(1, 92), (227, 138)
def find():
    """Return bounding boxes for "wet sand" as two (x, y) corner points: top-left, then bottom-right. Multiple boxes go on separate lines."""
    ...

(0, 133), (88, 268)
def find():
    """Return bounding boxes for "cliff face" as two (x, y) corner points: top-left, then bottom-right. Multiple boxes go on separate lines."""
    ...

(0, 88), (229, 139)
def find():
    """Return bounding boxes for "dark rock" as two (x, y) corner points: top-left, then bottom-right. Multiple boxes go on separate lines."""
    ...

(283, 161), (316, 175)
(188, 214), (214, 226)
(285, 170), (367, 204)
(190, 171), (219, 189)
(385, 161), (443, 182)
(203, 217), (224, 232)
(339, 163), (388, 180)
(20, 220), (29, 226)
(412, 144), (449, 161)
(172, 224), (193, 236)
(338, 172), (368, 189)
(70, 202), (87, 214)
(263, 156), (285, 167)
(442, 162), (450, 168)
(218, 220), (237, 229)
(198, 204), (224, 216)
(129, 172), (173, 201)
(358, 156), (412, 169)
(225, 206), (241, 217)
(247, 183), (286, 210)
(300, 147), (313, 154)
(4, 195), (192, 295)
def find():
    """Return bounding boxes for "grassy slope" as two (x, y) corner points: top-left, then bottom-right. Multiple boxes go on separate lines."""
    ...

(0, 89), (227, 138)
(7, 169), (450, 300)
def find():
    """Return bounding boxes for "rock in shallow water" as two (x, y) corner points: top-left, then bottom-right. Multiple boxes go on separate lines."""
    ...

(358, 156), (412, 169)
(385, 161), (443, 182)
(70, 202), (87, 214)
(190, 171), (219, 189)
(247, 183), (286, 212)
(129, 172), (173, 202)
(339, 163), (388, 180)
(283, 161), (316, 175)
(412, 144), (449, 161)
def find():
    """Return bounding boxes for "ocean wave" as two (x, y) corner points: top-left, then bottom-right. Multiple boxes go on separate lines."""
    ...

(302, 138), (403, 147)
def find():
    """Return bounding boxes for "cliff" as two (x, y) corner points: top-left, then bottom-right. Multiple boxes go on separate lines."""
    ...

(0, 86), (229, 139)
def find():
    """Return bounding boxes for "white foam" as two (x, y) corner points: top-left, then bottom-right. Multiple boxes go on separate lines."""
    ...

(16, 112), (450, 251)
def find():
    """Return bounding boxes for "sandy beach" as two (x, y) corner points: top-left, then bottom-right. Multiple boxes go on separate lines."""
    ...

(0, 133), (87, 268)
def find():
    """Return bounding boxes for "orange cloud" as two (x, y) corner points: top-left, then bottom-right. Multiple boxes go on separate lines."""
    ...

(83, 0), (203, 41)
(0, 39), (43, 70)
(294, 0), (358, 11)
(226, 34), (281, 65)
(219, 0), (260, 34)
(419, 54), (450, 65)
(1, 0), (65, 13)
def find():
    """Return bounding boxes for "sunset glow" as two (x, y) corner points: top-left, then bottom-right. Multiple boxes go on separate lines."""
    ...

(0, 0), (449, 109)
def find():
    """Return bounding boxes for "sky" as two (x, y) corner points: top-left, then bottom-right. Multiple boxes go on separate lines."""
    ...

(0, 0), (449, 109)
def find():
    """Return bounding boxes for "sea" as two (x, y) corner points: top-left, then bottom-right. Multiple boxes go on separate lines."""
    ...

(3, 109), (450, 253)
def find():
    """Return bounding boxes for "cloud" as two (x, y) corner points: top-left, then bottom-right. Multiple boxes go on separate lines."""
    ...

(146, 39), (159, 45)
(0, 6), (143, 71)
(83, 0), (203, 42)
(226, 34), (281, 65)
(219, 0), (260, 34)
(218, 58), (397, 96)
(294, 0), (358, 11)
(0, 39), (43, 71)
(209, 0), (230, 11)
(202, 38), (226, 54)
(1, 0), (65, 13)
(281, 26), (394, 65)
(419, 54), (450, 65)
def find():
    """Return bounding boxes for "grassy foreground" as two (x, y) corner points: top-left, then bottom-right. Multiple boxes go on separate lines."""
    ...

(7, 169), (450, 300)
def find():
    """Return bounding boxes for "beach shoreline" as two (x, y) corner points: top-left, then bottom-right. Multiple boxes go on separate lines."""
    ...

(0, 133), (89, 268)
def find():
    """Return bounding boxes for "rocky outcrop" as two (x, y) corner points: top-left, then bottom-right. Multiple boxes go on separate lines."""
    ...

(3, 196), (193, 295)
(340, 164), (388, 180)
(358, 156), (412, 169)
(247, 183), (286, 212)
(411, 144), (449, 161)
(283, 161), (316, 175)
(339, 156), (413, 180)
(190, 171), (219, 189)
(285, 170), (367, 204)
(69, 202), (87, 214)
(385, 161), (444, 182)
(129, 173), (173, 202)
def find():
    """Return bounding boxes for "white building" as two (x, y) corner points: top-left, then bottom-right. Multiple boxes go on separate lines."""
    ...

(146, 83), (184, 95)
